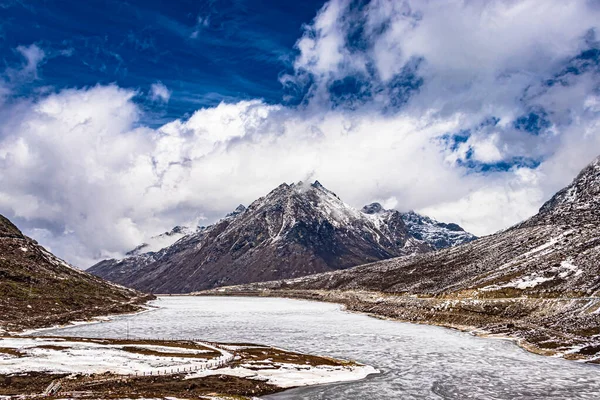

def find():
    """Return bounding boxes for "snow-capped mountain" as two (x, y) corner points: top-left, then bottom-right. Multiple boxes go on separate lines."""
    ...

(361, 204), (476, 250)
(89, 180), (475, 293)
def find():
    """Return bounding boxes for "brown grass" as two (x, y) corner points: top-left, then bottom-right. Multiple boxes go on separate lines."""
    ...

(42, 336), (215, 352)
(0, 372), (68, 395)
(0, 347), (23, 357)
(43, 372), (278, 399)
(0, 336), (362, 398)
(233, 347), (356, 367)
(36, 345), (69, 351)
(121, 346), (219, 359)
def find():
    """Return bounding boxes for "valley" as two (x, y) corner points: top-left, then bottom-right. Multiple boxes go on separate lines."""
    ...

(0, 212), (377, 399)
(1, 2), (599, 399)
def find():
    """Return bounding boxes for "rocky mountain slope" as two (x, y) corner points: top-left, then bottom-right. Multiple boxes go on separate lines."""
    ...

(208, 156), (600, 361)
(364, 205), (475, 250)
(89, 181), (475, 293)
(0, 214), (152, 332)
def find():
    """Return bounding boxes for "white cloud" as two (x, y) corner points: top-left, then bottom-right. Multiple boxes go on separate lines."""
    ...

(16, 44), (45, 78)
(420, 168), (545, 236)
(0, 43), (46, 95)
(287, 0), (600, 116)
(1, 82), (598, 267)
(468, 133), (504, 164)
(1, 1), (600, 267)
(149, 81), (171, 103)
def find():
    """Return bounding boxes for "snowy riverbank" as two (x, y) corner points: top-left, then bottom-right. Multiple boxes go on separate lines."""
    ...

(0, 336), (378, 398)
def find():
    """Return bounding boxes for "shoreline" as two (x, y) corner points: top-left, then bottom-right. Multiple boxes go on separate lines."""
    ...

(14, 302), (160, 337)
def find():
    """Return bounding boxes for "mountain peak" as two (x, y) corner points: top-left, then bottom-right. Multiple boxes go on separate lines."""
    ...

(0, 214), (24, 239)
(527, 155), (600, 227)
(226, 204), (247, 218)
(309, 180), (341, 200)
(361, 203), (386, 214)
(311, 180), (325, 190)
(170, 226), (189, 235)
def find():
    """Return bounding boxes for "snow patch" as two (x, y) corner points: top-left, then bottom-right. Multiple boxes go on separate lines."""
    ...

(0, 337), (229, 375)
(185, 363), (378, 388)
(503, 275), (555, 289)
(557, 260), (583, 278)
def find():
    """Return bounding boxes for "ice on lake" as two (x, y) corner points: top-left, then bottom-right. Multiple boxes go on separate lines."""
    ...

(40, 296), (600, 399)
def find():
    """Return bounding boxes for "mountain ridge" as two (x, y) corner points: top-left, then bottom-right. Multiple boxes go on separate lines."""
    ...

(89, 180), (476, 293)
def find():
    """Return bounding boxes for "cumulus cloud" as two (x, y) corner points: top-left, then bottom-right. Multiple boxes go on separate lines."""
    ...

(287, 0), (599, 109)
(149, 81), (171, 103)
(1, 0), (600, 268)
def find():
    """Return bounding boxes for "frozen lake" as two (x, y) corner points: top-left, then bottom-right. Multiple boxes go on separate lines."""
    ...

(40, 296), (600, 399)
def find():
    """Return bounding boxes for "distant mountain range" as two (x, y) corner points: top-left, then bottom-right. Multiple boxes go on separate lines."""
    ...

(89, 181), (476, 293)
(0, 214), (150, 332)
(210, 155), (600, 361)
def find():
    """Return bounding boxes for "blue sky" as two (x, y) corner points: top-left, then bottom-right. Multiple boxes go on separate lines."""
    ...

(0, 0), (324, 124)
(1, 0), (600, 267)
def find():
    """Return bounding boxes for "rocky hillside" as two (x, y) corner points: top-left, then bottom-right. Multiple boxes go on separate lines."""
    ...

(0, 214), (152, 332)
(89, 181), (475, 293)
(210, 156), (600, 361)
